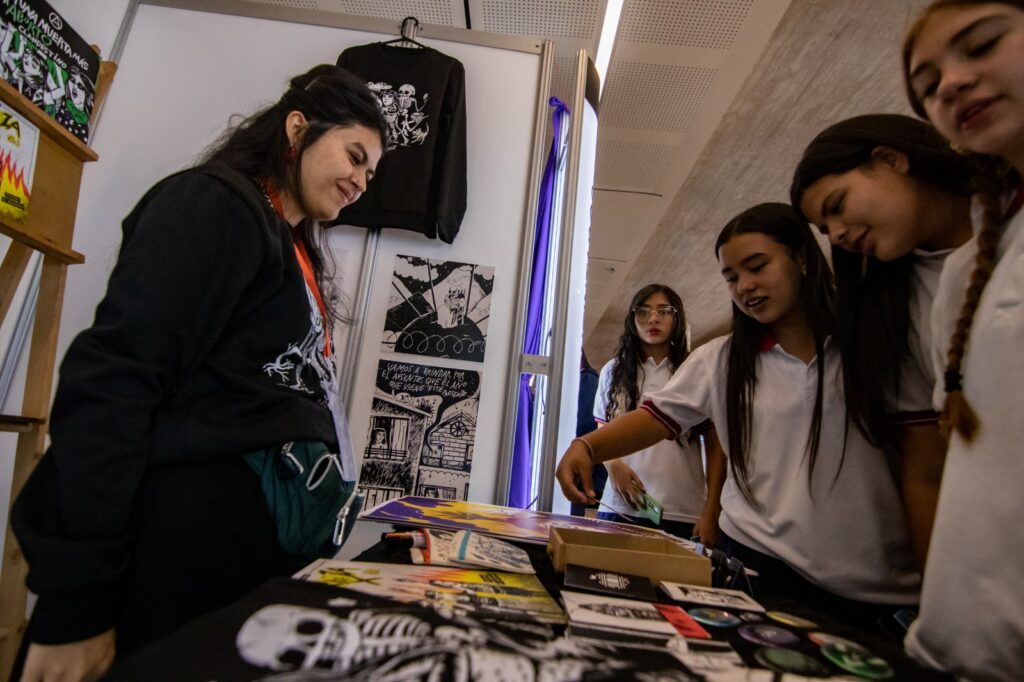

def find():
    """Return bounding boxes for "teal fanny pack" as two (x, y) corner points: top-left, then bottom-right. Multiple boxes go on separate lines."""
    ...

(243, 441), (361, 562)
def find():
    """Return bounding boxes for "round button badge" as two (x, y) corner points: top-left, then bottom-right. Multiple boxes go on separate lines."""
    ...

(686, 607), (741, 627)
(820, 640), (894, 680)
(754, 647), (831, 676)
(738, 623), (801, 648)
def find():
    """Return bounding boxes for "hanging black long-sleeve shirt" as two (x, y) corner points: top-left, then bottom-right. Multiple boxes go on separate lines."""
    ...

(12, 165), (341, 644)
(333, 43), (467, 243)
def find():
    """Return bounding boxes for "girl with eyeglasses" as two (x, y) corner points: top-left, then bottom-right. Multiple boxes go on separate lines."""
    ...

(593, 284), (725, 543)
(901, 3), (1024, 678)
(557, 204), (919, 628)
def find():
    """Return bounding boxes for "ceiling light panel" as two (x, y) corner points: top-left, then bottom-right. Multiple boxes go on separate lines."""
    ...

(600, 62), (717, 132)
(476, 0), (601, 38)
(619, 0), (753, 49)
(595, 138), (676, 191)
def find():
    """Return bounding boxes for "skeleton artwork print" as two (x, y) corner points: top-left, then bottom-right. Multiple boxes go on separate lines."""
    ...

(367, 81), (430, 151)
(263, 285), (336, 402)
(236, 602), (701, 681)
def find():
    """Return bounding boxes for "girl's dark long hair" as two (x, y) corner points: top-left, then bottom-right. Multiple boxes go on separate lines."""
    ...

(605, 284), (688, 419)
(201, 64), (387, 322)
(714, 203), (837, 506)
(789, 114), (977, 454)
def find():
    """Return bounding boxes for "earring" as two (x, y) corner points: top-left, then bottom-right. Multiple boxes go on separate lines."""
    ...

(285, 144), (296, 163)
(949, 140), (968, 155)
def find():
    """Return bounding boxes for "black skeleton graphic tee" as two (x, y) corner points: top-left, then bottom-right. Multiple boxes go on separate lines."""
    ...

(333, 43), (468, 244)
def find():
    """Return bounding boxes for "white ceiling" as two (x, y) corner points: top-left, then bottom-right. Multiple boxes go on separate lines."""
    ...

(245, 0), (931, 365)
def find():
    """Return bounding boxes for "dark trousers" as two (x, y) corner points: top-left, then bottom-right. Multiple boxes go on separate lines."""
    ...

(597, 510), (695, 541)
(18, 455), (303, 670)
(719, 530), (914, 637)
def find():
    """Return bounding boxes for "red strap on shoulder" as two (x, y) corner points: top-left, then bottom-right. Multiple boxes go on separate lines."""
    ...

(261, 179), (332, 358)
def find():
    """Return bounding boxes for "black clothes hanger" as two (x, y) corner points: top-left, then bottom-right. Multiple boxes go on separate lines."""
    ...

(382, 16), (428, 49)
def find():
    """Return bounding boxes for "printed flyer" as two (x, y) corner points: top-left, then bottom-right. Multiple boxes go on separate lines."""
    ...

(0, 99), (36, 222)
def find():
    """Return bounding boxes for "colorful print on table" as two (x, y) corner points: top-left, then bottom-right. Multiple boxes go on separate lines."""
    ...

(294, 559), (564, 625)
(359, 496), (672, 545)
(383, 255), (493, 362)
(361, 360), (481, 508)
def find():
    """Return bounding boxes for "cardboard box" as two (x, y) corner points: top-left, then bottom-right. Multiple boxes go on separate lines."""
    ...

(548, 526), (711, 587)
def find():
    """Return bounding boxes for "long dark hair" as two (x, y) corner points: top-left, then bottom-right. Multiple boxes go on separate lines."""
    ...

(714, 203), (837, 505)
(902, 0), (1024, 440)
(789, 114), (976, 453)
(605, 284), (688, 419)
(201, 64), (387, 318)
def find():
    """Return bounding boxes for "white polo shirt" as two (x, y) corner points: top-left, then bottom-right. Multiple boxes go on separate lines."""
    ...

(594, 357), (706, 522)
(896, 248), (954, 415)
(906, 204), (1024, 681)
(642, 335), (920, 604)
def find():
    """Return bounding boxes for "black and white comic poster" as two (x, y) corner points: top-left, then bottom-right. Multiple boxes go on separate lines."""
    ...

(361, 359), (481, 508)
(382, 255), (493, 362)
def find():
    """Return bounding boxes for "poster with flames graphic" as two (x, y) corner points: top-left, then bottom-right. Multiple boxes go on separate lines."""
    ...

(0, 101), (37, 222)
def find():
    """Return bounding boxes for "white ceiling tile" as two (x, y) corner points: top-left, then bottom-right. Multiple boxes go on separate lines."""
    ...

(595, 138), (676, 191)
(476, 0), (602, 38)
(619, 0), (754, 49)
(600, 62), (717, 132)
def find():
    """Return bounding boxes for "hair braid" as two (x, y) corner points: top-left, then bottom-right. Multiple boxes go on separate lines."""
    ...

(940, 190), (1005, 440)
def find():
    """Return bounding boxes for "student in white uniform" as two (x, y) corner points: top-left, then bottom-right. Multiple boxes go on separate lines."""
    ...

(593, 284), (725, 543)
(902, 3), (1024, 678)
(790, 114), (982, 567)
(556, 203), (920, 629)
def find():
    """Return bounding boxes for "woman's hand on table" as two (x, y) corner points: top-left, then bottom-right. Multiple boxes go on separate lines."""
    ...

(20, 628), (116, 682)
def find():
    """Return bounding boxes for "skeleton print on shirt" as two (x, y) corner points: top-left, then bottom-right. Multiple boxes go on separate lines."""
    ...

(263, 284), (337, 407)
(262, 279), (358, 480)
(367, 81), (429, 151)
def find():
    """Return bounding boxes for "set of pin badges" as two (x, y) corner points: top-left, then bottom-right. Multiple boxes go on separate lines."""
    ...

(681, 606), (894, 678)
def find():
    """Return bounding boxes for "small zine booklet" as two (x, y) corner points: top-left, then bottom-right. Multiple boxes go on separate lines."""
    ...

(405, 528), (535, 573)
(563, 563), (658, 601)
(660, 581), (765, 612)
(561, 590), (710, 641)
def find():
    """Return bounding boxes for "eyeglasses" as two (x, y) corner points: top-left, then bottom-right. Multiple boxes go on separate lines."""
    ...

(632, 305), (677, 322)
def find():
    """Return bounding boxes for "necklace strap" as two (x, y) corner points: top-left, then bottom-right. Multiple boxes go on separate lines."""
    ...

(256, 177), (332, 358)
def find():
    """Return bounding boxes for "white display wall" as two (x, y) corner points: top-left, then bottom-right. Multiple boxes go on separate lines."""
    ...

(0, 0), (552, 552)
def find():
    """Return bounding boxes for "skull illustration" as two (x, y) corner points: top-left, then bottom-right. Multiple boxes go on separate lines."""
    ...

(398, 84), (416, 109)
(236, 605), (359, 672)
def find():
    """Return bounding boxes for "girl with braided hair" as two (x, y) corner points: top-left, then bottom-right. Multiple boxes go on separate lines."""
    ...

(902, 2), (1024, 678)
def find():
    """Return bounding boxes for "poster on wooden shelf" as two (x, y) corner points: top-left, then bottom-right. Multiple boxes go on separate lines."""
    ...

(0, 0), (101, 142)
(361, 358), (481, 508)
(0, 99), (37, 222)
(382, 254), (493, 362)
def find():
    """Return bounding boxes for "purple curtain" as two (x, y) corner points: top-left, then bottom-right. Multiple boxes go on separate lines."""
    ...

(507, 98), (570, 508)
